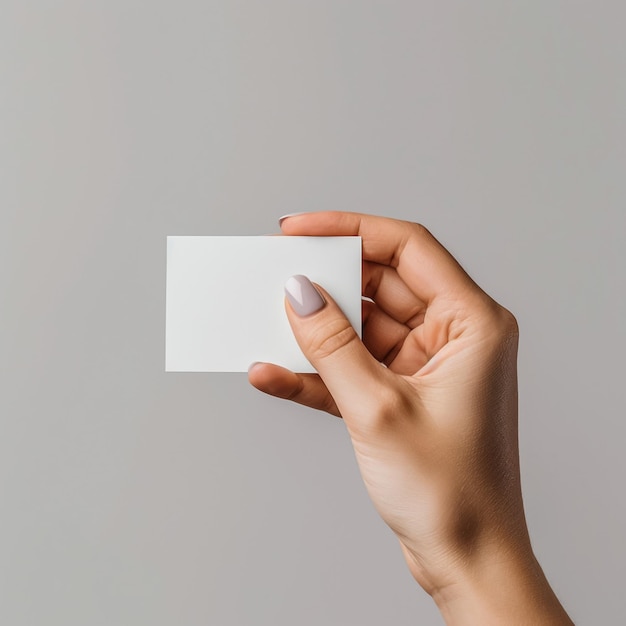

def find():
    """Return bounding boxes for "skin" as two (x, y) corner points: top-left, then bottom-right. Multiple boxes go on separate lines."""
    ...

(248, 211), (573, 625)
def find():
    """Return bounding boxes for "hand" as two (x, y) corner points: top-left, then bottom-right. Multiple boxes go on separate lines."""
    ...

(248, 212), (572, 625)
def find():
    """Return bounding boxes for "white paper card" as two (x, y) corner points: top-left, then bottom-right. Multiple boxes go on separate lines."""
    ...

(165, 236), (362, 372)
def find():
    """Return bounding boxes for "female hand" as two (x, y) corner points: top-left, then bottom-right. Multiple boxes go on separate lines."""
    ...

(248, 211), (572, 625)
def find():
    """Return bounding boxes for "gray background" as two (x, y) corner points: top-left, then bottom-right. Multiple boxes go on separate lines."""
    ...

(1, 1), (624, 624)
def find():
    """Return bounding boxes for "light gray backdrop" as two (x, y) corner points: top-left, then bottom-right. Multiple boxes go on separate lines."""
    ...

(1, 2), (624, 624)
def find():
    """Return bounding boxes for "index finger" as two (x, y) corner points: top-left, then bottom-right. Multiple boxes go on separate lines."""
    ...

(279, 211), (477, 302)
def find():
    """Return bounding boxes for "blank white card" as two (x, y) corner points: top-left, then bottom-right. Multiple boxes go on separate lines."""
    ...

(165, 236), (362, 372)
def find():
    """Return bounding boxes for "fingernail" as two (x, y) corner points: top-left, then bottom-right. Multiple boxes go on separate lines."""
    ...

(284, 275), (325, 317)
(248, 361), (263, 372)
(278, 212), (308, 227)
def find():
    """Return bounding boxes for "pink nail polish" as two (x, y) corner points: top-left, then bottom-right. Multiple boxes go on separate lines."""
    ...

(284, 275), (325, 316)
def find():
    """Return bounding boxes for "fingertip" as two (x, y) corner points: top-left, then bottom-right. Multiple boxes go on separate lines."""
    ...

(278, 212), (309, 228)
(248, 361), (271, 391)
(247, 362), (301, 399)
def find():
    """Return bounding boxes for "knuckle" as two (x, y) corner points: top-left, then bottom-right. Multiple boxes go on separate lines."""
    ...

(486, 300), (519, 337)
(473, 298), (520, 346)
(284, 377), (305, 402)
(308, 317), (358, 360)
(410, 221), (428, 236)
(409, 221), (435, 242)
(374, 390), (404, 424)
(357, 384), (416, 435)
(388, 221), (433, 267)
(497, 306), (519, 337)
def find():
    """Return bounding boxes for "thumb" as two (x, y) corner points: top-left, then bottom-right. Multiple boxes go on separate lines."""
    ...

(284, 274), (390, 418)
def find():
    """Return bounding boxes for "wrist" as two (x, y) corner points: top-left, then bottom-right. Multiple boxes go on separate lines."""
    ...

(431, 539), (573, 625)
